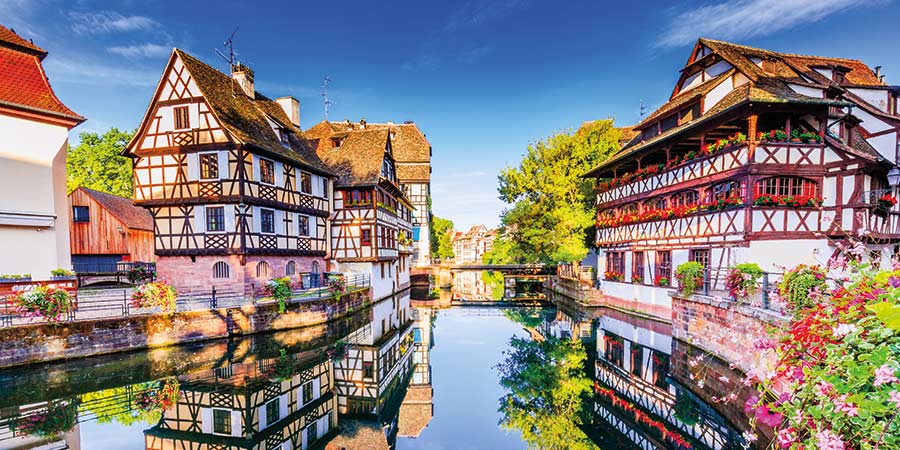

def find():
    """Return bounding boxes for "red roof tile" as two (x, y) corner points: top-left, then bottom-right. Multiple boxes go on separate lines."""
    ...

(0, 25), (82, 123)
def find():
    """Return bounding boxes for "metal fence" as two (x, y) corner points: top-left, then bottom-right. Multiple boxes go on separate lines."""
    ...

(0, 272), (371, 328)
(692, 266), (785, 312)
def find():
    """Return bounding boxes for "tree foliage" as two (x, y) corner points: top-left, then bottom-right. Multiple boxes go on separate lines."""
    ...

(430, 215), (455, 260)
(67, 128), (134, 197)
(496, 336), (597, 450)
(495, 120), (622, 263)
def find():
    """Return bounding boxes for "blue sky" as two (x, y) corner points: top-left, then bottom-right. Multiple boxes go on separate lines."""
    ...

(4, 0), (900, 230)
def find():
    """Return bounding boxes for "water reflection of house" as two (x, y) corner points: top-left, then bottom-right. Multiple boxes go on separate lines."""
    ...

(144, 353), (337, 450)
(397, 307), (434, 438)
(451, 271), (495, 301)
(333, 292), (414, 420)
(593, 310), (745, 450)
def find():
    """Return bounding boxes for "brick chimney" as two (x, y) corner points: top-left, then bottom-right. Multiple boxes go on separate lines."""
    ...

(231, 63), (254, 97)
(276, 96), (300, 127)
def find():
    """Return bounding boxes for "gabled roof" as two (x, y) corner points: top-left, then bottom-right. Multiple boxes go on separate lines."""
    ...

(307, 127), (391, 187)
(305, 120), (432, 180)
(128, 49), (333, 176)
(74, 187), (154, 231)
(398, 386), (433, 438)
(0, 24), (83, 125)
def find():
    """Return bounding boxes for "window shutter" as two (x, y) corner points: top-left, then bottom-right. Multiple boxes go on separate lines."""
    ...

(200, 408), (212, 433)
(187, 153), (199, 181)
(274, 162), (284, 187)
(258, 405), (267, 430)
(252, 207), (261, 233)
(301, 427), (308, 449)
(319, 415), (329, 433)
(225, 205), (235, 232)
(230, 410), (242, 437)
(281, 441), (292, 450)
(194, 205), (205, 233)
(274, 210), (283, 234)
(309, 216), (316, 238)
(251, 155), (260, 181)
(279, 394), (288, 419)
(312, 377), (321, 400)
(218, 150), (229, 179)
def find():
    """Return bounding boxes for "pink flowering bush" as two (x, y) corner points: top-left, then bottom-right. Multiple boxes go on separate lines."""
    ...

(747, 257), (900, 449)
(131, 281), (177, 313)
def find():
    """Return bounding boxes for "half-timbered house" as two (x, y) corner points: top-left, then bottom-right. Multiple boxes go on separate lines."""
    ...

(306, 122), (415, 300)
(125, 50), (335, 297)
(333, 292), (414, 420)
(144, 353), (336, 450)
(397, 307), (434, 438)
(68, 187), (155, 271)
(307, 120), (433, 267)
(0, 24), (83, 279)
(584, 38), (900, 307)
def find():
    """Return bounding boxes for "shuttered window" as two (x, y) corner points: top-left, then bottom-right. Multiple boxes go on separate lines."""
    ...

(174, 106), (190, 130)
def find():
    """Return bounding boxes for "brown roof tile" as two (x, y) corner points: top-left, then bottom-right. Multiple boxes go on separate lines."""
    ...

(310, 127), (390, 187)
(75, 187), (154, 231)
(398, 386), (433, 438)
(172, 50), (333, 176)
(397, 164), (430, 181)
(305, 120), (431, 178)
(0, 24), (45, 56)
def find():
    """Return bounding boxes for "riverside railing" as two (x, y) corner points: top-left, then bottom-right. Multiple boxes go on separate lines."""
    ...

(693, 266), (786, 312)
(0, 272), (371, 328)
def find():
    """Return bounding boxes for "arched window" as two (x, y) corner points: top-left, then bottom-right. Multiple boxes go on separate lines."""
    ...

(670, 190), (698, 207)
(212, 261), (230, 279)
(644, 197), (667, 211)
(256, 261), (270, 278)
(285, 261), (296, 276)
(311, 261), (320, 273)
(707, 180), (744, 202)
(754, 176), (817, 197)
(620, 203), (639, 215)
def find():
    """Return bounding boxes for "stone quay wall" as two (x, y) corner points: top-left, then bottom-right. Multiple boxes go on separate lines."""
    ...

(0, 288), (371, 369)
(671, 292), (786, 374)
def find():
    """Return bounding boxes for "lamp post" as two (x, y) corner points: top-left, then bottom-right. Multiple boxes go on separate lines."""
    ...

(888, 167), (900, 188)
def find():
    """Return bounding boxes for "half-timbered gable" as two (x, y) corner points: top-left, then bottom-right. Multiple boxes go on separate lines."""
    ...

(145, 354), (337, 450)
(125, 49), (335, 297)
(584, 38), (900, 306)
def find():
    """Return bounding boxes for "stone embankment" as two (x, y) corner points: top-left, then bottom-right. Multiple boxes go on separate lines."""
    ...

(0, 288), (371, 368)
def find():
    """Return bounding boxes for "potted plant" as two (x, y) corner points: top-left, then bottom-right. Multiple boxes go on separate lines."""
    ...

(631, 273), (643, 284)
(0, 273), (31, 283)
(13, 286), (73, 322)
(790, 129), (802, 143)
(654, 274), (670, 287)
(50, 269), (75, 281)
(131, 281), (178, 313)
(264, 277), (293, 313)
(675, 262), (705, 296)
(725, 263), (764, 303)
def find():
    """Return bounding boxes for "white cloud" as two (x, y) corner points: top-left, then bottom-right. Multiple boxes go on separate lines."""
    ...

(401, 54), (442, 72)
(43, 55), (158, 87)
(107, 43), (170, 59)
(445, 0), (528, 32)
(656, 0), (883, 48)
(0, 0), (45, 41)
(70, 11), (159, 35)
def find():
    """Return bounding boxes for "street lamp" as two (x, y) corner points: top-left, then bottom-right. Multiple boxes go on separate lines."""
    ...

(888, 167), (900, 188)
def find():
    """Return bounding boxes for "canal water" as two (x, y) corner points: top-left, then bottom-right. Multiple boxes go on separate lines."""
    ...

(0, 291), (750, 450)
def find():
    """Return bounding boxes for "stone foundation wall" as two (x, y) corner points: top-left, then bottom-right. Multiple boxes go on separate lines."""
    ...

(157, 254), (328, 297)
(0, 288), (371, 369)
(671, 293), (785, 374)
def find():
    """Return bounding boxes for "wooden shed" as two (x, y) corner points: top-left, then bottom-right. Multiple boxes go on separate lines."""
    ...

(68, 187), (155, 271)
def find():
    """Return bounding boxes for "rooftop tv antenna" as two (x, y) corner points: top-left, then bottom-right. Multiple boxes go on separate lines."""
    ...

(321, 76), (334, 120)
(639, 99), (647, 118)
(215, 28), (239, 67)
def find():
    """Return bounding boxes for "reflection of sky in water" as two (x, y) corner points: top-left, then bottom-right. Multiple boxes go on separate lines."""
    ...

(396, 308), (528, 450)
(80, 420), (153, 449)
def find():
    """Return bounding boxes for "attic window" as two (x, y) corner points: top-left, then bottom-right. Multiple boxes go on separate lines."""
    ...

(331, 138), (343, 148)
(761, 59), (776, 75)
(279, 129), (290, 146)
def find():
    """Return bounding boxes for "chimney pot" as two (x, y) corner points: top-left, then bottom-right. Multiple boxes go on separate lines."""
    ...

(231, 63), (255, 98)
(876, 65), (882, 78)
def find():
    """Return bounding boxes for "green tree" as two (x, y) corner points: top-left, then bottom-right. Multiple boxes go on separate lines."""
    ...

(496, 336), (597, 450)
(67, 128), (134, 197)
(430, 215), (455, 260)
(496, 119), (622, 263)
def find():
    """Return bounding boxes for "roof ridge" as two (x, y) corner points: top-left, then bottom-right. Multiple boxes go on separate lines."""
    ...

(699, 37), (867, 66)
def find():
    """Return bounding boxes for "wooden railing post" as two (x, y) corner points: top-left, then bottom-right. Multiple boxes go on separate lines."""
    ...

(703, 267), (710, 296)
(762, 273), (770, 309)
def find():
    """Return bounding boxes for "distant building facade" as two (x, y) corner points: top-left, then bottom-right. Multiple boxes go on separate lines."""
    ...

(451, 225), (496, 264)
(68, 187), (155, 271)
(0, 25), (83, 278)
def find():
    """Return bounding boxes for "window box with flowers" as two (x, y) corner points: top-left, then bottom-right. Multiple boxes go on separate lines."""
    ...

(753, 194), (823, 208)
(875, 193), (897, 217)
(604, 271), (624, 282)
(597, 198), (742, 230)
(631, 273), (644, 284)
(654, 275), (670, 287)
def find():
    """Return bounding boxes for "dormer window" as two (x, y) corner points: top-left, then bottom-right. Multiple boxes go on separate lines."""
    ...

(279, 129), (290, 146)
(331, 138), (343, 148)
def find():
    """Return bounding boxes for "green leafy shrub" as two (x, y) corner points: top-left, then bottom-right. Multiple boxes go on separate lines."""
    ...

(725, 263), (763, 302)
(264, 277), (292, 313)
(127, 266), (155, 284)
(50, 268), (74, 277)
(13, 286), (73, 321)
(16, 400), (79, 437)
(675, 261), (704, 296)
(777, 264), (827, 314)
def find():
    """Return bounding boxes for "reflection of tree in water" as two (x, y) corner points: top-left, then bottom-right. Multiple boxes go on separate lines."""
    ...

(481, 270), (505, 300)
(495, 336), (598, 450)
(503, 307), (554, 329)
(81, 384), (163, 426)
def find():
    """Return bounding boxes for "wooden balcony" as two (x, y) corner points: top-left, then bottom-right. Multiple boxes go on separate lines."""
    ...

(597, 208), (745, 246)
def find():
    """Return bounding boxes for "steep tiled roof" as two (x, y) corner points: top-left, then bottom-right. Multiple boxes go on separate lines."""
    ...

(305, 120), (431, 179)
(171, 50), (333, 176)
(397, 164), (430, 181)
(309, 127), (390, 187)
(0, 24), (83, 123)
(76, 187), (154, 231)
(324, 419), (391, 450)
(398, 386), (433, 438)
(636, 69), (735, 130)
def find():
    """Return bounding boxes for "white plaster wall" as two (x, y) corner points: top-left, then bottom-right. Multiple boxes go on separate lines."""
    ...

(745, 240), (833, 273)
(600, 281), (672, 309)
(0, 114), (71, 277)
(703, 78), (733, 113)
(869, 132), (897, 162)
(788, 83), (822, 98)
(856, 109), (892, 133)
(598, 315), (671, 354)
(704, 60), (732, 78)
(849, 87), (890, 112)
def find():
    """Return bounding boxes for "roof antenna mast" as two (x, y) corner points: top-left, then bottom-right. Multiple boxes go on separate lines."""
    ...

(639, 99), (647, 118)
(321, 76), (334, 121)
(215, 28), (239, 67)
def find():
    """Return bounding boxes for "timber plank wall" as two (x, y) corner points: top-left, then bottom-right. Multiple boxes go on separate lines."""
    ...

(0, 288), (371, 369)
